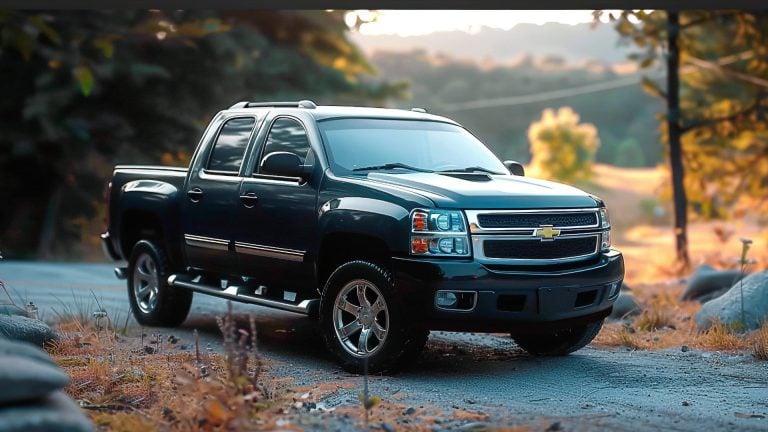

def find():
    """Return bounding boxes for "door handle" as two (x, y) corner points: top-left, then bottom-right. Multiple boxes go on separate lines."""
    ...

(239, 192), (259, 208)
(187, 188), (203, 202)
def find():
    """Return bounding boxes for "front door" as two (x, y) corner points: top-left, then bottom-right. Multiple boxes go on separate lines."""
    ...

(234, 115), (318, 292)
(183, 116), (257, 275)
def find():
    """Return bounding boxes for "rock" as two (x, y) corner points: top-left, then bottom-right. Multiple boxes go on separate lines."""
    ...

(0, 305), (27, 317)
(143, 345), (156, 354)
(681, 265), (744, 302)
(681, 345), (690, 353)
(0, 354), (69, 404)
(546, 422), (563, 431)
(404, 407), (416, 415)
(609, 291), (641, 320)
(0, 315), (57, 346)
(381, 422), (395, 432)
(0, 391), (93, 432)
(0, 337), (57, 366)
(695, 271), (768, 331)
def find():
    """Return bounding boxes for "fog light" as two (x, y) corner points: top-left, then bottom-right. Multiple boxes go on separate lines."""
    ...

(436, 291), (458, 308)
(608, 281), (621, 298)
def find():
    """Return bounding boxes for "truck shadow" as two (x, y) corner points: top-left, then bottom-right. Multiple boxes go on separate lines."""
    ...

(176, 306), (612, 378)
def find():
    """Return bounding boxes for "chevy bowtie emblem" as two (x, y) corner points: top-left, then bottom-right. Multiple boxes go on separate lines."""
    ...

(535, 225), (561, 240)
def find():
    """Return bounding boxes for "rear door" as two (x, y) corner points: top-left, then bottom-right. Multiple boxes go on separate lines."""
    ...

(182, 115), (258, 274)
(234, 114), (319, 291)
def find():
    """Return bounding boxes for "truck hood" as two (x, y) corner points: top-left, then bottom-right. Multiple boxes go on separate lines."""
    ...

(362, 172), (599, 209)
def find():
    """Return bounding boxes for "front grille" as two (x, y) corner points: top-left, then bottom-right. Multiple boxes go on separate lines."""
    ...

(477, 212), (597, 229)
(483, 236), (598, 260)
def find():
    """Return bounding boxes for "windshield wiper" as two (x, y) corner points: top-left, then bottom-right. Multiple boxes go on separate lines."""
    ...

(352, 163), (434, 173)
(437, 166), (504, 175)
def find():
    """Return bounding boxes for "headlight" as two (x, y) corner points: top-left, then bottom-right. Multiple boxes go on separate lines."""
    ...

(599, 207), (610, 229)
(411, 209), (470, 257)
(600, 207), (611, 250)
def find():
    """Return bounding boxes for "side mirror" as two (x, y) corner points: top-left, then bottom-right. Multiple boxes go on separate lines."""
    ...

(260, 152), (311, 180)
(503, 160), (525, 176)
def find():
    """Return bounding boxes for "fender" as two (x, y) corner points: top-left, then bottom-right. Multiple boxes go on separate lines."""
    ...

(317, 197), (411, 255)
(117, 179), (183, 265)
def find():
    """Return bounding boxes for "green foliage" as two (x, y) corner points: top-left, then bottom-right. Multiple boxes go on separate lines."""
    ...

(527, 107), (600, 182)
(606, 10), (768, 218)
(0, 10), (403, 258)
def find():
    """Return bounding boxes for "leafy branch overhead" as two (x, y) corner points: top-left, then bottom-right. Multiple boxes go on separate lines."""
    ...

(604, 10), (768, 218)
(0, 10), (406, 258)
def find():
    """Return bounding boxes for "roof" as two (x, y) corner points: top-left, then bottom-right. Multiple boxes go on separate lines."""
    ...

(224, 102), (460, 125)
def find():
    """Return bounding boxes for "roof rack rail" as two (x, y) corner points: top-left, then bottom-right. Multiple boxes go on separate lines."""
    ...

(229, 100), (317, 110)
(410, 107), (427, 113)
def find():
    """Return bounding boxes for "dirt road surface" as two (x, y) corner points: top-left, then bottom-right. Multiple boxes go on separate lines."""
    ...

(1, 261), (766, 431)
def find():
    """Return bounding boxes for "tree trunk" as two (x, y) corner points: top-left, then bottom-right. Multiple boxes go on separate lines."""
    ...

(666, 11), (690, 269)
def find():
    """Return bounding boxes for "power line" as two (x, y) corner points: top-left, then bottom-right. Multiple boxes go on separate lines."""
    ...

(441, 50), (756, 112)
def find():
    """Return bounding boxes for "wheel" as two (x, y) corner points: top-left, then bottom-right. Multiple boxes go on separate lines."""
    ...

(512, 319), (604, 356)
(319, 260), (428, 374)
(127, 240), (193, 327)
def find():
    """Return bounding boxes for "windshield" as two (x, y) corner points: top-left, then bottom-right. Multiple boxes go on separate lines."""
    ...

(317, 118), (508, 176)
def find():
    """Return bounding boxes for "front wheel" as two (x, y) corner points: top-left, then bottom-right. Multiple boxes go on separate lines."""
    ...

(319, 260), (428, 374)
(127, 240), (192, 327)
(512, 319), (604, 356)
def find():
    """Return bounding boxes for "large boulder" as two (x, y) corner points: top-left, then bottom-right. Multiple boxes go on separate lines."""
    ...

(0, 391), (94, 432)
(0, 315), (58, 346)
(695, 271), (768, 331)
(609, 291), (642, 320)
(681, 265), (744, 303)
(0, 337), (93, 432)
(0, 354), (70, 404)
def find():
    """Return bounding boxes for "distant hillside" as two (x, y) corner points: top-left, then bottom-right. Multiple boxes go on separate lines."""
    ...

(367, 50), (663, 167)
(351, 22), (633, 66)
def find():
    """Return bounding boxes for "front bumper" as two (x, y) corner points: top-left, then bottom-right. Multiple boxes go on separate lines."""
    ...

(392, 249), (624, 332)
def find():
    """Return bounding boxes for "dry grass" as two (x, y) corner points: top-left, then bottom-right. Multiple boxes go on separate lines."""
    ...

(752, 322), (768, 360)
(594, 280), (768, 356)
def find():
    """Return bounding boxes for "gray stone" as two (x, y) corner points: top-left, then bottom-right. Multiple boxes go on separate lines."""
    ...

(0, 391), (93, 432)
(0, 336), (57, 366)
(681, 265), (744, 302)
(0, 354), (69, 404)
(0, 315), (58, 346)
(696, 271), (768, 331)
(609, 291), (641, 320)
(0, 305), (27, 317)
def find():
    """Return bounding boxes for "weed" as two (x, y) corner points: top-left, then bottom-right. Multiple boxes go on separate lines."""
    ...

(635, 308), (674, 332)
(751, 322), (768, 360)
(697, 320), (742, 351)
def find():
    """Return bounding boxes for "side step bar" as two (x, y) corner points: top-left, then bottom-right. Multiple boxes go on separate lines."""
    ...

(167, 274), (318, 315)
(114, 267), (127, 280)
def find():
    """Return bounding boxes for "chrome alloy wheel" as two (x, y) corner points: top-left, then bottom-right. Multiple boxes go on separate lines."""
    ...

(132, 253), (159, 314)
(333, 279), (390, 357)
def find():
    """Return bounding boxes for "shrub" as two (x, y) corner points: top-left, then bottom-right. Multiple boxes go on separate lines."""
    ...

(527, 107), (600, 182)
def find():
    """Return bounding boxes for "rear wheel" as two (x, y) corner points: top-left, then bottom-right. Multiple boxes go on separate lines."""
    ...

(127, 240), (192, 327)
(512, 319), (604, 356)
(320, 260), (428, 374)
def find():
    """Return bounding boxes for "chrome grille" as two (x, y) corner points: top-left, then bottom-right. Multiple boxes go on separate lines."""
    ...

(483, 236), (598, 260)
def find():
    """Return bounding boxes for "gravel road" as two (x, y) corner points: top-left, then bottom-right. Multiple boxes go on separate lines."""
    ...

(1, 261), (766, 431)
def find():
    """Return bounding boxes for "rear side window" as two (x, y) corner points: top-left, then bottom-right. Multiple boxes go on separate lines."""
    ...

(259, 118), (311, 172)
(207, 117), (256, 173)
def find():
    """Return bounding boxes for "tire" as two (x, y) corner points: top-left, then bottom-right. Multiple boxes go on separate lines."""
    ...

(319, 260), (428, 374)
(513, 319), (604, 356)
(127, 240), (192, 327)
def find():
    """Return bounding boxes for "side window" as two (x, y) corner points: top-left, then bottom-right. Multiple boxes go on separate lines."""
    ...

(207, 117), (256, 173)
(259, 118), (311, 172)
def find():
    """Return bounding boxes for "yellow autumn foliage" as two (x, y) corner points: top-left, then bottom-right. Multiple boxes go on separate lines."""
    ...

(527, 107), (600, 182)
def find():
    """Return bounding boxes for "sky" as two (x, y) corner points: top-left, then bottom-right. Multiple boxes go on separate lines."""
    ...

(347, 10), (609, 36)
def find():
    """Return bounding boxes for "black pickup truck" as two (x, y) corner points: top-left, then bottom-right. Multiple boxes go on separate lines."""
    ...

(101, 100), (624, 373)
